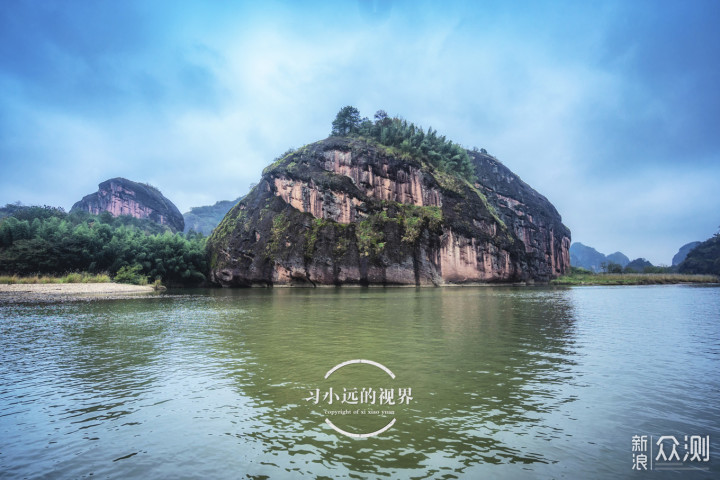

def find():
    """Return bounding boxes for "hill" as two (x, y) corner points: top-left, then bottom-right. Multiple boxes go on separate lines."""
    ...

(570, 243), (629, 272)
(71, 178), (185, 233)
(207, 110), (571, 286)
(183, 198), (243, 235)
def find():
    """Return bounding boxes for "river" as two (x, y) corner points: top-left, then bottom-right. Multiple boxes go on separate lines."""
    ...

(1, 285), (718, 478)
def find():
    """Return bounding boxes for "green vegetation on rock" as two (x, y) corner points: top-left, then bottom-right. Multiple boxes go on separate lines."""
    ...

(355, 213), (386, 257)
(266, 211), (290, 257)
(396, 204), (442, 244)
(211, 205), (247, 252)
(305, 218), (328, 259)
(262, 148), (297, 176)
(331, 106), (476, 180)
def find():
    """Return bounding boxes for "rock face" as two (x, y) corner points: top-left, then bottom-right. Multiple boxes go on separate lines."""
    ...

(208, 137), (570, 286)
(71, 178), (184, 232)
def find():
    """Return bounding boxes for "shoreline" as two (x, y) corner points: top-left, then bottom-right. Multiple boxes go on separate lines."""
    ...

(550, 273), (718, 286)
(0, 283), (157, 303)
(1, 277), (717, 302)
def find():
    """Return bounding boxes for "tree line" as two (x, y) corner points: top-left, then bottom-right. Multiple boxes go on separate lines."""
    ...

(331, 106), (477, 180)
(0, 205), (208, 285)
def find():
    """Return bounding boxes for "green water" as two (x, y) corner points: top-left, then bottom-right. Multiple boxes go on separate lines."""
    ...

(1, 285), (718, 478)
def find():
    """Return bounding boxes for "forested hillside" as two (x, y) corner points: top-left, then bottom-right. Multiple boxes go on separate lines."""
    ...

(0, 205), (208, 285)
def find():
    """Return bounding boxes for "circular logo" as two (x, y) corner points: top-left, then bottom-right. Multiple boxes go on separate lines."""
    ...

(323, 359), (397, 438)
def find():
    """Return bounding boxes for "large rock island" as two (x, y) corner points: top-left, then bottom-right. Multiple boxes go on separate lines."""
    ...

(208, 129), (570, 286)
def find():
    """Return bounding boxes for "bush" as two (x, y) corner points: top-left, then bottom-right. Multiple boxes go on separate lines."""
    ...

(63, 272), (83, 283)
(152, 277), (165, 291)
(114, 264), (148, 285)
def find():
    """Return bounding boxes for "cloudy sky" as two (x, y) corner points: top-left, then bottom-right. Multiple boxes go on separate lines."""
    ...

(1, 0), (719, 265)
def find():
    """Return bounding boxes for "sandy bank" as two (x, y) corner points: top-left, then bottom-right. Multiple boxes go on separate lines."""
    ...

(0, 283), (156, 303)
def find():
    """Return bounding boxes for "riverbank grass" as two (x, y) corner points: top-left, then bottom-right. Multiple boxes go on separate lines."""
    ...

(552, 272), (718, 286)
(0, 273), (112, 285)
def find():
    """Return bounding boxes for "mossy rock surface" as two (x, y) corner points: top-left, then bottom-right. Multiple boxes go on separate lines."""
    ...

(208, 137), (571, 286)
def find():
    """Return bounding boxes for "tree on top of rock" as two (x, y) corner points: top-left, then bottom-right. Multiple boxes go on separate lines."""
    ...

(331, 106), (361, 136)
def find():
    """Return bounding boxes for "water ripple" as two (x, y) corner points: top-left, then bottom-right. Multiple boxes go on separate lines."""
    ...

(0, 286), (718, 478)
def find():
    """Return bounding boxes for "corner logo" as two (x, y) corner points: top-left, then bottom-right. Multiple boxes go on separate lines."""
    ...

(304, 359), (414, 439)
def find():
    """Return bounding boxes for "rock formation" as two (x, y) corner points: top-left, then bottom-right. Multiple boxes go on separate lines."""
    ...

(208, 137), (570, 286)
(71, 178), (184, 232)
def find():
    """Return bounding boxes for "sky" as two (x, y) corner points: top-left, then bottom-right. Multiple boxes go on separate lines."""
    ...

(1, 0), (719, 265)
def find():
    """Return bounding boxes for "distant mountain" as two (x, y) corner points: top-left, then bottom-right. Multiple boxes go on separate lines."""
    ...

(672, 241), (701, 266)
(183, 197), (243, 235)
(606, 251), (630, 267)
(570, 243), (630, 272)
(71, 177), (185, 233)
(570, 243), (606, 272)
(678, 236), (720, 276)
(624, 258), (654, 273)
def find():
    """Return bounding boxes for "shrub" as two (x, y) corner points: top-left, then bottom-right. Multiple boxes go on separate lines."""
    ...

(114, 264), (148, 285)
(152, 277), (165, 291)
(63, 272), (83, 283)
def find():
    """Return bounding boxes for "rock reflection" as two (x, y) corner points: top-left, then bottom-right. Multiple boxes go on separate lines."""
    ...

(205, 287), (580, 477)
(3, 285), (718, 478)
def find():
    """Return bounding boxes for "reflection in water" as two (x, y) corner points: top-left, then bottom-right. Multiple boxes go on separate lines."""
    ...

(1, 286), (719, 479)
(194, 288), (583, 477)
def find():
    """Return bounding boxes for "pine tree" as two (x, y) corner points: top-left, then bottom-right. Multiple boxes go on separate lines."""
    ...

(331, 106), (361, 136)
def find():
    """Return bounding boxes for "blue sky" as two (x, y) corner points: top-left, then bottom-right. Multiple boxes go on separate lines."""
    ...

(1, 0), (719, 265)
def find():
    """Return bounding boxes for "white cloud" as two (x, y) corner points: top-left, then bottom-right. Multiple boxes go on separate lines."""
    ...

(562, 166), (720, 264)
(1, 0), (718, 265)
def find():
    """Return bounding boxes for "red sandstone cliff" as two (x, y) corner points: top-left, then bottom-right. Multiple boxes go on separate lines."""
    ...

(71, 178), (185, 232)
(208, 137), (570, 286)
